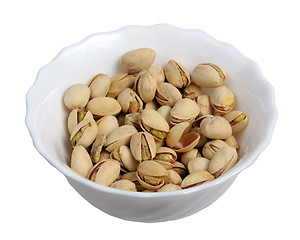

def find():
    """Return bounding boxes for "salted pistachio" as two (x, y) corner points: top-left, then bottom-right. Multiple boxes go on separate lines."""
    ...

(110, 179), (137, 192)
(225, 135), (239, 149)
(187, 157), (210, 173)
(158, 184), (182, 192)
(182, 83), (203, 99)
(181, 171), (214, 189)
(121, 171), (145, 191)
(71, 146), (93, 178)
(121, 48), (156, 74)
(200, 115), (232, 139)
(172, 161), (188, 179)
(153, 160), (174, 170)
(86, 97), (122, 117)
(202, 139), (228, 160)
(157, 105), (172, 127)
(107, 72), (136, 98)
(67, 109), (87, 135)
(181, 149), (202, 167)
(70, 111), (98, 148)
(144, 100), (159, 111)
(148, 65), (165, 84)
(105, 125), (138, 152)
(98, 150), (111, 162)
(139, 109), (170, 141)
(90, 134), (106, 164)
(63, 83), (90, 110)
(87, 159), (121, 186)
(154, 147), (177, 164)
(224, 110), (248, 133)
(196, 95), (214, 117)
(136, 160), (167, 190)
(166, 122), (200, 153)
(164, 60), (191, 88)
(191, 63), (226, 88)
(210, 86), (234, 114)
(170, 98), (200, 125)
(164, 170), (182, 185)
(96, 115), (119, 137)
(155, 139), (165, 149)
(209, 146), (238, 178)
(111, 145), (138, 172)
(124, 112), (142, 131)
(130, 132), (156, 162)
(88, 73), (111, 98)
(117, 88), (143, 113)
(135, 70), (157, 103)
(155, 82), (182, 107)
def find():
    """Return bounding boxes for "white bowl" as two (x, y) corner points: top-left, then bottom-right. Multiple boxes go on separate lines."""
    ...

(26, 24), (277, 222)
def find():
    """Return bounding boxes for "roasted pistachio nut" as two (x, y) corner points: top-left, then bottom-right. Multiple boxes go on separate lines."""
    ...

(209, 146), (238, 178)
(110, 179), (137, 191)
(71, 146), (93, 178)
(111, 145), (138, 172)
(164, 60), (191, 88)
(182, 83), (203, 99)
(200, 115), (232, 139)
(224, 110), (248, 133)
(90, 134), (106, 164)
(130, 132), (156, 162)
(196, 95), (214, 117)
(86, 97), (122, 117)
(117, 88), (143, 113)
(135, 70), (157, 103)
(210, 86), (234, 114)
(202, 139), (228, 160)
(170, 98), (200, 124)
(91, 160), (121, 186)
(139, 109), (170, 141)
(191, 63), (226, 88)
(70, 111), (98, 148)
(153, 160), (174, 170)
(96, 115), (119, 137)
(181, 149), (202, 167)
(105, 125), (138, 152)
(144, 100), (159, 111)
(98, 150), (111, 162)
(158, 184), (182, 192)
(107, 72), (137, 98)
(225, 135), (239, 149)
(121, 48), (156, 74)
(67, 109), (87, 135)
(124, 112), (142, 131)
(154, 147), (177, 164)
(157, 105), (172, 127)
(172, 161), (188, 179)
(155, 139), (165, 149)
(136, 160), (167, 190)
(121, 171), (145, 191)
(187, 157), (210, 173)
(164, 170), (182, 185)
(148, 65), (165, 84)
(155, 82), (182, 107)
(181, 171), (214, 189)
(63, 83), (90, 110)
(88, 73), (111, 98)
(191, 128), (208, 148)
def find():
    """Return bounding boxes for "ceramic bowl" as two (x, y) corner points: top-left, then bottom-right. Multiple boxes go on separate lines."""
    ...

(26, 24), (277, 222)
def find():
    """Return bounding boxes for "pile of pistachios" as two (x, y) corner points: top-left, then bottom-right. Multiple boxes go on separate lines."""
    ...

(63, 48), (248, 192)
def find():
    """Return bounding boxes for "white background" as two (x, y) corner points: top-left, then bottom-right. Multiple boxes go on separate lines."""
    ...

(1, 0), (299, 239)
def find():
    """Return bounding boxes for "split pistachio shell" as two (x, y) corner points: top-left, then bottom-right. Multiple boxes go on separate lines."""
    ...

(153, 160), (174, 170)
(148, 65), (165, 84)
(136, 160), (167, 190)
(110, 179), (137, 191)
(209, 146), (238, 178)
(172, 161), (188, 179)
(158, 184), (182, 192)
(196, 95), (214, 117)
(170, 98), (200, 124)
(144, 100), (159, 111)
(155, 82), (182, 107)
(111, 145), (138, 172)
(224, 110), (248, 133)
(210, 86), (234, 114)
(182, 83), (203, 99)
(90, 134), (106, 164)
(117, 88), (143, 113)
(64, 83), (90, 110)
(191, 63), (226, 88)
(164, 170), (182, 185)
(121, 171), (145, 191)
(155, 139), (165, 149)
(190, 128), (208, 148)
(154, 147), (177, 164)
(98, 150), (111, 162)
(71, 146), (93, 178)
(121, 48), (156, 74)
(187, 157), (210, 173)
(181, 171), (214, 189)
(124, 112), (142, 131)
(157, 105), (172, 127)
(200, 115), (232, 139)
(93, 160), (121, 186)
(107, 72), (136, 98)
(225, 135), (239, 149)
(135, 70), (157, 103)
(202, 139), (228, 160)
(88, 73), (111, 98)
(67, 109), (87, 135)
(130, 132), (156, 162)
(181, 149), (202, 167)
(105, 125), (138, 152)
(96, 115), (119, 137)
(139, 109), (170, 141)
(164, 60), (191, 88)
(86, 97), (122, 117)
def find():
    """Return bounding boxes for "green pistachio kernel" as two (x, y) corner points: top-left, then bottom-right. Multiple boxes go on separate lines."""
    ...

(151, 129), (167, 140)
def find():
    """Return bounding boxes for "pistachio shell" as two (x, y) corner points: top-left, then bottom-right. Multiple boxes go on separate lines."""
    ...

(124, 112), (142, 131)
(164, 170), (182, 185)
(156, 82), (182, 106)
(68, 109), (87, 135)
(98, 150), (111, 162)
(200, 115), (232, 139)
(121, 171), (145, 191)
(148, 65), (165, 84)
(94, 160), (121, 186)
(63, 83), (90, 110)
(153, 160), (174, 170)
(107, 72), (136, 98)
(136, 70), (157, 103)
(121, 48), (156, 74)
(172, 161), (188, 179)
(154, 147), (177, 164)
(90, 134), (106, 164)
(86, 97), (121, 117)
(96, 115), (119, 137)
(88, 73), (111, 98)
(181, 149), (202, 167)
(110, 179), (137, 191)
(196, 95), (214, 117)
(155, 139), (165, 149)
(224, 110), (248, 133)
(71, 146), (93, 178)
(164, 60), (191, 88)
(158, 184), (182, 192)
(144, 100), (159, 111)
(117, 88), (143, 113)
(111, 145), (138, 172)
(181, 171), (214, 189)
(170, 98), (200, 124)
(130, 132), (156, 162)
(182, 83), (203, 99)
(157, 105), (172, 127)
(225, 135), (239, 149)
(210, 86), (234, 114)
(187, 157), (210, 173)
(202, 140), (228, 160)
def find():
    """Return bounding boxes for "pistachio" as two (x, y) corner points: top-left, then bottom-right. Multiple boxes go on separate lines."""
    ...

(111, 145), (138, 172)
(130, 132), (156, 162)
(98, 150), (111, 162)
(88, 73), (111, 98)
(157, 105), (172, 127)
(158, 184), (182, 192)
(148, 65), (165, 84)
(164, 60), (191, 88)
(71, 146), (93, 178)
(124, 112), (142, 131)
(196, 95), (214, 117)
(110, 179), (137, 191)
(181, 171), (214, 189)
(63, 83), (90, 110)
(164, 170), (182, 185)
(155, 82), (182, 107)
(210, 86), (234, 114)
(172, 161), (188, 179)
(86, 97), (122, 117)
(107, 72), (136, 98)
(182, 83), (203, 99)
(96, 115), (119, 137)
(170, 98), (200, 124)
(187, 157), (210, 173)
(225, 135), (239, 149)
(154, 147), (177, 164)
(202, 139), (228, 160)
(121, 171), (145, 191)
(224, 110), (248, 133)
(181, 149), (202, 167)
(135, 70), (157, 103)
(200, 115), (232, 139)
(144, 100), (159, 111)
(117, 88), (143, 113)
(90, 134), (106, 164)
(92, 160), (121, 186)
(67, 109), (87, 135)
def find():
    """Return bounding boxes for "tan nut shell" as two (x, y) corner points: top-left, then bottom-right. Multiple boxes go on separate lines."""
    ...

(172, 161), (188, 179)
(148, 65), (165, 84)
(210, 86), (234, 114)
(200, 115), (232, 139)
(124, 112), (141, 131)
(121, 48), (156, 74)
(182, 83), (203, 99)
(130, 132), (156, 162)
(144, 100), (159, 111)
(117, 88), (143, 113)
(110, 179), (137, 191)
(88, 73), (111, 98)
(157, 105), (172, 127)
(202, 140), (228, 160)
(94, 160), (121, 186)
(67, 109), (79, 135)
(224, 110), (248, 133)
(86, 97), (121, 117)
(164, 60), (191, 88)
(136, 70), (157, 103)
(107, 72), (136, 98)
(165, 170), (182, 185)
(170, 98), (200, 124)
(196, 95), (214, 117)
(158, 184), (182, 192)
(96, 115), (119, 137)
(64, 83), (90, 110)
(187, 157), (210, 173)
(90, 134), (106, 164)
(191, 63), (226, 88)
(225, 135), (239, 149)
(154, 147), (177, 164)
(156, 82), (182, 106)
(181, 149), (202, 167)
(111, 145), (138, 172)
(181, 171), (214, 189)
(71, 146), (93, 178)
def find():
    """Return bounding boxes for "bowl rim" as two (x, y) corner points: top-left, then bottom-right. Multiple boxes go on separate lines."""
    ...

(25, 23), (278, 198)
